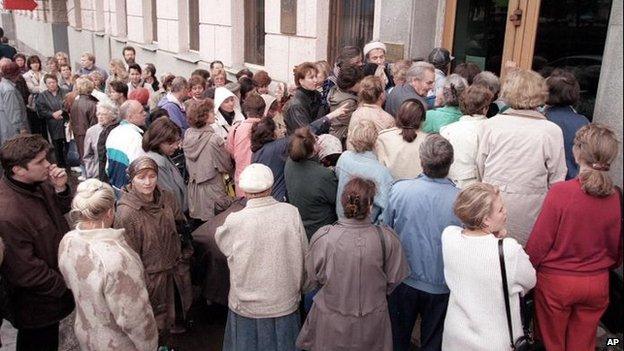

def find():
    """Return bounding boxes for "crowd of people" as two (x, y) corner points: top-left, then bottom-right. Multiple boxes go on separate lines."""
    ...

(0, 25), (622, 351)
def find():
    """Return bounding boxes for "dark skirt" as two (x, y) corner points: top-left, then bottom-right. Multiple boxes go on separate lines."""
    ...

(223, 309), (301, 351)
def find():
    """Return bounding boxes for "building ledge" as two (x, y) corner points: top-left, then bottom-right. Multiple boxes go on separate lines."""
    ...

(137, 43), (158, 52)
(111, 36), (128, 43)
(175, 51), (201, 64)
(94, 31), (106, 37)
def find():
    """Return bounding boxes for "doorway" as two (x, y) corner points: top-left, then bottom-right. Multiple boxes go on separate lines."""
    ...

(443, 0), (612, 117)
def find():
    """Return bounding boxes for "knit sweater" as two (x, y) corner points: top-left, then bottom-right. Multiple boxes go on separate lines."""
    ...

(442, 226), (536, 351)
(215, 196), (309, 318)
(525, 179), (622, 275)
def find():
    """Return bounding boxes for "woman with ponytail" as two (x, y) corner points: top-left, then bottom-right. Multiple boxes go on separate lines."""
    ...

(284, 127), (338, 239)
(526, 123), (622, 351)
(58, 179), (158, 350)
(296, 177), (409, 351)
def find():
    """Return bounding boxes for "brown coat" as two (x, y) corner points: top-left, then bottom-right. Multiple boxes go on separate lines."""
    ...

(183, 125), (234, 221)
(114, 186), (192, 332)
(70, 94), (98, 159)
(0, 177), (75, 329)
(296, 219), (410, 351)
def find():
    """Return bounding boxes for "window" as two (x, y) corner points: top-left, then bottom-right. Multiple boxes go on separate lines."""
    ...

(189, 0), (199, 51)
(151, 0), (158, 42)
(244, 0), (265, 65)
(327, 0), (374, 64)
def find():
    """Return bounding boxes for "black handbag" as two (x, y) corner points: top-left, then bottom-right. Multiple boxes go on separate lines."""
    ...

(498, 239), (544, 351)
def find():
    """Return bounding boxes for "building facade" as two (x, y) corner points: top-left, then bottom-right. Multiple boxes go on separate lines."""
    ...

(1, 0), (622, 186)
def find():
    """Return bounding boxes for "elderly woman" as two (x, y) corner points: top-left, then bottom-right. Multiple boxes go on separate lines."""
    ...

(375, 99), (429, 180)
(212, 86), (244, 140)
(477, 69), (566, 245)
(114, 157), (193, 338)
(335, 120), (394, 224)
(35, 74), (68, 167)
(284, 127), (338, 239)
(544, 69), (590, 180)
(441, 182), (536, 351)
(472, 71), (503, 117)
(297, 177), (410, 351)
(59, 179), (158, 351)
(183, 99), (234, 222)
(440, 84), (493, 188)
(70, 77), (99, 161)
(142, 117), (188, 213)
(215, 163), (309, 351)
(526, 124), (622, 351)
(82, 101), (118, 178)
(422, 74), (468, 133)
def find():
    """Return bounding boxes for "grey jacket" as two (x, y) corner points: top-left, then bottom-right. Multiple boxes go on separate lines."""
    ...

(384, 83), (427, 117)
(0, 78), (28, 146)
(147, 151), (188, 213)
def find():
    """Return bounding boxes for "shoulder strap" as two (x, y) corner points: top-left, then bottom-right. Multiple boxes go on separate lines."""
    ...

(375, 226), (387, 273)
(498, 239), (515, 349)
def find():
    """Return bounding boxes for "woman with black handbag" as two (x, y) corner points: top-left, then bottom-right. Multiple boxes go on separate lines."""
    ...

(526, 123), (622, 351)
(442, 182), (536, 350)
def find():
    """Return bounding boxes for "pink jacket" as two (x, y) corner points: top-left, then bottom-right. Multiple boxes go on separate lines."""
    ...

(226, 118), (260, 197)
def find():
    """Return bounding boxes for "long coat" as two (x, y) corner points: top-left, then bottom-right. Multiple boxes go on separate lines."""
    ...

(477, 109), (567, 245)
(114, 186), (193, 333)
(35, 89), (68, 140)
(0, 78), (29, 146)
(58, 228), (158, 351)
(183, 125), (234, 221)
(69, 94), (98, 158)
(0, 177), (75, 329)
(296, 219), (410, 351)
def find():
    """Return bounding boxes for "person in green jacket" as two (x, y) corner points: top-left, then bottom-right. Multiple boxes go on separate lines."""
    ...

(422, 74), (467, 133)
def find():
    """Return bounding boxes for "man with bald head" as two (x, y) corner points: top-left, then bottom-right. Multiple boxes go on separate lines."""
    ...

(1, 59), (29, 148)
(105, 99), (147, 188)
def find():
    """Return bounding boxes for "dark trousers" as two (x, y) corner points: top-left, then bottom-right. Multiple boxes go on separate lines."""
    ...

(388, 283), (449, 351)
(52, 138), (68, 168)
(16, 323), (59, 351)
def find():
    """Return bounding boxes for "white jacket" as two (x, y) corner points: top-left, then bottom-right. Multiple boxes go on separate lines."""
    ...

(212, 87), (244, 140)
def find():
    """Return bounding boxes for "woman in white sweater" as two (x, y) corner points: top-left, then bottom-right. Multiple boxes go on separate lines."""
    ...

(441, 182), (536, 351)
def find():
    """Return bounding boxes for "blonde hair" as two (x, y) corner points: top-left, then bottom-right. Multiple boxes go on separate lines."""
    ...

(500, 69), (547, 109)
(70, 179), (115, 223)
(350, 120), (378, 153)
(574, 123), (619, 197)
(391, 60), (413, 85)
(75, 77), (95, 95)
(109, 59), (128, 80)
(454, 182), (501, 230)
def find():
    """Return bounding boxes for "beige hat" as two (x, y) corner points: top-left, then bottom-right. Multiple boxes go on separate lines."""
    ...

(316, 134), (343, 160)
(239, 163), (274, 194)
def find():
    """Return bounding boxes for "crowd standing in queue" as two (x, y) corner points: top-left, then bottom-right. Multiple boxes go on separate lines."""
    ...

(0, 27), (622, 351)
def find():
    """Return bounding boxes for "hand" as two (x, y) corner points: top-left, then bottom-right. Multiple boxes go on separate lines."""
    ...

(53, 110), (63, 120)
(494, 228), (508, 238)
(48, 164), (68, 192)
(275, 83), (285, 101)
(327, 102), (354, 120)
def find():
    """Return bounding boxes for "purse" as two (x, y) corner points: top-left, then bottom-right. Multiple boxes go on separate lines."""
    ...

(498, 239), (544, 351)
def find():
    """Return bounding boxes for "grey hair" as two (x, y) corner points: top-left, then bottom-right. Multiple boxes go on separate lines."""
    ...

(419, 134), (454, 178)
(442, 74), (468, 106)
(170, 76), (189, 93)
(406, 61), (435, 82)
(473, 71), (501, 96)
(119, 100), (136, 120)
(96, 100), (119, 122)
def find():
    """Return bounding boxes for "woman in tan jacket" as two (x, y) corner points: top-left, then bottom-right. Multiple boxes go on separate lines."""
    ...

(182, 99), (234, 223)
(477, 69), (566, 245)
(114, 157), (193, 340)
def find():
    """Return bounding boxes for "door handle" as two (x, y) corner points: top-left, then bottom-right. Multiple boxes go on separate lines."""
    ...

(509, 9), (523, 26)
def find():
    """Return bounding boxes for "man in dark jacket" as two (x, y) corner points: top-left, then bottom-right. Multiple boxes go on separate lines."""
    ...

(0, 134), (75, 351)
(0, 27), (17, 60)
(384, 61), (435, 117)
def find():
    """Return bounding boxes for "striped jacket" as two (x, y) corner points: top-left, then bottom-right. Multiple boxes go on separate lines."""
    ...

(105, 121), (145, 188)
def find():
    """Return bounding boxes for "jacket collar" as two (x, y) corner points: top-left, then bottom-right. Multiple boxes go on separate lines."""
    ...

(459, 114), (487, 122)
(415, 174), (456, 186)
(338, 217), (373, 227)
(502, 108), (546, 120)
(2, 175), (44, 198)
(246, 196), (278, 209)
(74, 226), (125, 241)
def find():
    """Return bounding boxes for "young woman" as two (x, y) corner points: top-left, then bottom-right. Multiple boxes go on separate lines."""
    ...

(526, 123), (622, 351)
(297, 177), (410, 351)
(441, 182), (536, 350)
(251, 117), (289, 201)
(59, 179), (158, 350)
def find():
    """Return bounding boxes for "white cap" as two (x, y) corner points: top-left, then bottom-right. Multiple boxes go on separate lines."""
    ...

(363, 41), (387, 58)
(239, 163), (274, 194)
